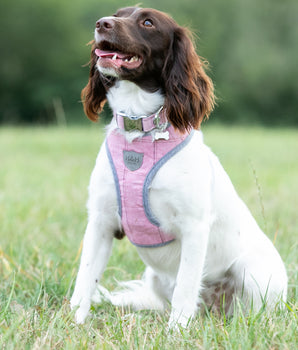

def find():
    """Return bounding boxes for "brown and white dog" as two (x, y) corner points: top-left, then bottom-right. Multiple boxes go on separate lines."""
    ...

(70, 7), (287, 328)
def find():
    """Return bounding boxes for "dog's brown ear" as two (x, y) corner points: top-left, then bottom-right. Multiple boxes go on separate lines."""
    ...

(81, 42), (108, 121)
(162, 27), (215, 132)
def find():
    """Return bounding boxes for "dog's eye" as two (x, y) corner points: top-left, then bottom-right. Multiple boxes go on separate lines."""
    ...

(143, 19), (153, 27)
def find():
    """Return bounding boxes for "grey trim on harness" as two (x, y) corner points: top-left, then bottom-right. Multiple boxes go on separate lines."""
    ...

(131, 239), (175, 248)
(143, 130), (195, 226)
(105, 140), (122, 217)
(106, 130), (194, 233)
(106, 139), (174, 247)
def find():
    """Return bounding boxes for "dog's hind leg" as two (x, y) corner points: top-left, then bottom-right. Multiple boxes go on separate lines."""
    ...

(229, 251), (287, 312)
(92, 267), (168, 312)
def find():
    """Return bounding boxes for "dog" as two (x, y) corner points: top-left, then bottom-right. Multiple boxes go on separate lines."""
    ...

(70, 7), (287, 328)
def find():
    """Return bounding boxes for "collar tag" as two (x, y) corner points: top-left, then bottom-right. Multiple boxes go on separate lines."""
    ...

(154, 130), (170, 141)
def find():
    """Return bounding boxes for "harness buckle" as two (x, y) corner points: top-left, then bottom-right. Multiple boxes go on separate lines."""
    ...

(123, 117), (143, 132)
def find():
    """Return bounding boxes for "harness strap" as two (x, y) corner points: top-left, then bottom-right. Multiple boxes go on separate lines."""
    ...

(106, 125), (194, 247)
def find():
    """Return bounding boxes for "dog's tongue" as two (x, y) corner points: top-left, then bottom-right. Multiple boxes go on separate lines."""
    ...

(95, 49), (127, 59)
(95, 48), (142, 69)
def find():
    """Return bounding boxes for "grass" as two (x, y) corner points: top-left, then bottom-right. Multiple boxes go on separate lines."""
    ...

(0, 124), (297, 349)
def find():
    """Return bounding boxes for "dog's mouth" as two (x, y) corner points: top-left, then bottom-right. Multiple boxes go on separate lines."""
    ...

(95, 41), (143, 70)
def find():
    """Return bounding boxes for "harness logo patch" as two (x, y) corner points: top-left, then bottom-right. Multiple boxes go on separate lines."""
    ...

(123, 150), (144, 171)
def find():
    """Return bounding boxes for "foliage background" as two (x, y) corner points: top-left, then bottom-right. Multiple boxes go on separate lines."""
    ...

(1, 0), (298, 126)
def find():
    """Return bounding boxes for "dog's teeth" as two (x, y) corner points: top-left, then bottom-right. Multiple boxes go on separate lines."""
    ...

(112, 54), (117, 60)
(124, 58), (129, 62)
(129, 56), (139, 63)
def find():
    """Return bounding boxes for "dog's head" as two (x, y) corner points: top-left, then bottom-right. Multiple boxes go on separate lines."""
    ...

(82, 7), (215, 131)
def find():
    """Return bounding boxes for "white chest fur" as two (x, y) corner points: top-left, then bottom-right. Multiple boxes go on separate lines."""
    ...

(107, 81), (164, 116)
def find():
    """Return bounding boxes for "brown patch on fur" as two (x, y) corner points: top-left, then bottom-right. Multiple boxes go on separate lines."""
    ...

(200, 278), (236, 315)
(162, 27), (215, 132)
(114, 228), (126, 240)
(81, 7), (215, 131)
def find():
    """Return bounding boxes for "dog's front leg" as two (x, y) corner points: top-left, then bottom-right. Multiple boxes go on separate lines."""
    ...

(169, 220), (209, 329)
(70, 217), (113, 324)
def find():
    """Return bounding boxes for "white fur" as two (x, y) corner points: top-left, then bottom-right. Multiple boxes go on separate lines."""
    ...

(107, 81), (164, 116)
(71, 82), (288, 328)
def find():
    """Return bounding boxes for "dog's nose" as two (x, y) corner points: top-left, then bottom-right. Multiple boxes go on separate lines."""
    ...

(96, 17), (115, 31)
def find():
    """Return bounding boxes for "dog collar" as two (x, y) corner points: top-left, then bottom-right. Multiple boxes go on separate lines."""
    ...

(114, 106), (168, 132)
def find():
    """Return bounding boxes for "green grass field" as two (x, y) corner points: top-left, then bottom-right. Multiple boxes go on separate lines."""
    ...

(0, 125), (297, 349)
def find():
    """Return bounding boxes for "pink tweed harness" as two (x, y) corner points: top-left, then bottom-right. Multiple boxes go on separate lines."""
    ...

(106, 124), (194, 247)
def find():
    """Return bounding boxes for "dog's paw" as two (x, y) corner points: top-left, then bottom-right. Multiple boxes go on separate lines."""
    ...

(70, 293), (81, 311)
(168, 310), (191, 330)
(74, 304), (91, 324)
(70, 295), (91, 324)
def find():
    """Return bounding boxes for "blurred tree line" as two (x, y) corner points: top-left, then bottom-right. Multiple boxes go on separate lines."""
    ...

(1, 0), (297, 125)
